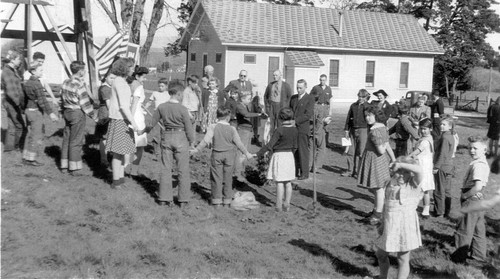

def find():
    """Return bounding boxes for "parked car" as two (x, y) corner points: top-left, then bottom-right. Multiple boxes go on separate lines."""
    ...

(404, 90), (432, 107)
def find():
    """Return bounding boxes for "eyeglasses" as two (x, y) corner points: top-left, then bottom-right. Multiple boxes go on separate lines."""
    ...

(240, 75), (246, 77)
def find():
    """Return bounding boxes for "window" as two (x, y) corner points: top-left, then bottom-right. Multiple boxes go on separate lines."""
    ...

(215, 53), (222, 63)
(244, 54), (256, 64)
(329, 60), (339, 87)
(190, 53), (196, 62)
(365, 61), (375, 87)
(399, 62), (409, 88)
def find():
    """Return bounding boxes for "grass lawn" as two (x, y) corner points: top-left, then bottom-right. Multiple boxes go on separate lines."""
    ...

(1, 104), (500, 278)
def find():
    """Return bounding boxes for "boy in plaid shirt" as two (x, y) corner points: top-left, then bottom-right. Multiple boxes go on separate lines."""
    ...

(60, 61), (97, 175)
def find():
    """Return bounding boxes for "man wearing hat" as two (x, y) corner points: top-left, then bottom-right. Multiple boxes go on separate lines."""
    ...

(343, 89), (371, 178)
(371, 89), (393, 125)
(430, 89), (444, 139)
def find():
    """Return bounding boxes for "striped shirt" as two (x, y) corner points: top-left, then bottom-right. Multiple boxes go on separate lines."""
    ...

(60, 75), (95, 118)
(24, 76), (53, 114)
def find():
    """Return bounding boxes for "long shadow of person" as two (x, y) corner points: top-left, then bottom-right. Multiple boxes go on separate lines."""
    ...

(81, 134), (111, 182)
(288, 238), (371, 277)
(295, 185), (367, 218)
(336, 186), (373, 203)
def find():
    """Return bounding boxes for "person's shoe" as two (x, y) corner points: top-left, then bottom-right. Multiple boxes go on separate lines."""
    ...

(351, 172), (358, 179)
(275, 206), (283, 212)
(60, 168), (68, 174)
(283, 204), (290, 212)
(421, 214), (430, 220)
(366, 215), (381, 225)
(297, 175), (309, 180)
(69, 170), (84, 177)
(22, 159), (44, 167)
(341, 171), (352, 177)
(158, 201), (173, 207)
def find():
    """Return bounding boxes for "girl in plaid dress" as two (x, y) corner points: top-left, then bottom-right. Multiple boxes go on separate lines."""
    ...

(358, 106), (396, 225)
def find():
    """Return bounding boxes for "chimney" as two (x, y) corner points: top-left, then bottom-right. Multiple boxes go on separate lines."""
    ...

(339, 11), (343, 37)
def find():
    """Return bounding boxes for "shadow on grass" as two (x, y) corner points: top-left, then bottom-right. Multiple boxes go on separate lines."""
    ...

(191, 181), (211, 204)
(130, 175), (159, 200)
(336, 186), (373, 203)
(322, 165), (346, 175)
(82, 134), (111, 183)
(289, 238), (371, 277)
(44, 145), (61, 168)
(422, 229), (455, 247)
(234, 179), (274, 207)
(295, 186), (367, 218)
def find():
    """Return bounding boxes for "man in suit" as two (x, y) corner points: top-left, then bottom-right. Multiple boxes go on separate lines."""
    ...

(431, 89), (445, 140)
(264, 70), (292, 135)
(223, 70), (253, 96)
(223, 70), (262, 144)
(290, 79), (315, 180)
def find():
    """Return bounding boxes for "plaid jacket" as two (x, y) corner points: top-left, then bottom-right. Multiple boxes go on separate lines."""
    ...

(24, 76), (53, 115)
(1, 65), (24, 107)
(60, 75), (95, 118)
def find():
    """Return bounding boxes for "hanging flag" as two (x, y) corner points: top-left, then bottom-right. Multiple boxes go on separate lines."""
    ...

(96, 30), (129, 78)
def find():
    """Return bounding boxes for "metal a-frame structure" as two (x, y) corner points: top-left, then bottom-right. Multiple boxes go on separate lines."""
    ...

(1, 0), (98, 98)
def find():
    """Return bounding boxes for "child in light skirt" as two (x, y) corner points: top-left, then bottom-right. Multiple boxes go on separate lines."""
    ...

(375, 156), (423, 279)
(256, 107), (298, 212)
(409, 118), (435, 217)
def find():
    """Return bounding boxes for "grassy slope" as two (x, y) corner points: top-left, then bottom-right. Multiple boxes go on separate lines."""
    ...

(1, 109), (500, 279)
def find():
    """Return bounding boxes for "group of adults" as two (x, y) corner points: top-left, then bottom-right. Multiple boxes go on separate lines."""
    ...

(343, 89), (446, 178)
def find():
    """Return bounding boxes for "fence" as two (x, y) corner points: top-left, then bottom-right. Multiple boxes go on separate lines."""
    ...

(451, 93), (494, 113)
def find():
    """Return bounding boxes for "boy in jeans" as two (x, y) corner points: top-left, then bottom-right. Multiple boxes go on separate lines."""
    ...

(452, 136), (490, 264)
(143, 82), (194, 208)
(191, 108), (254, 208)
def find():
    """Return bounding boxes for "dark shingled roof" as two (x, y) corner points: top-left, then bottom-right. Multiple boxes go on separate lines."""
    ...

(285, 50), (325, 67)
(194, 0), (443, 54)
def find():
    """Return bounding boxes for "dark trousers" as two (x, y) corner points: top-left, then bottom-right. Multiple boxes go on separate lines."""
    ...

(346, 128), (368, 174)
(159, 131), (190, 203)
(235, 127), (252, 176)
(268, 101), (282, 136)
(452, 198), (487, 263)
(61, 109), (86, 171)
(295, 132), (310, 178)
(210, 150), (236, 205)
(23, 109), (44, 161)
(309, 127), (326, 170)
(2, 99), (26, 151)
(433, 169), (452, 216)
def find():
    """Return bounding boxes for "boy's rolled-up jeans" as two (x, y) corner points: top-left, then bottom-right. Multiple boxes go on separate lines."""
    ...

(23, 109), (44, 161)
(159, 131), (191, 203)
(235, 126), (252, 176)
(210, 150), (236, 205)
(452, 196), (487, 263)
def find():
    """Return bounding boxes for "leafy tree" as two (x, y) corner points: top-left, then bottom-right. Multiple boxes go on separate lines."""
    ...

(95, 0), (178, 64)
(430, 0), (500, 95)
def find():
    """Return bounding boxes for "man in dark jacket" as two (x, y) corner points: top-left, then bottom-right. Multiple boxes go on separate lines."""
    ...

(1, 49), (26, 152)
(290, 79), (315, 180)
(431, 89), (445, 140)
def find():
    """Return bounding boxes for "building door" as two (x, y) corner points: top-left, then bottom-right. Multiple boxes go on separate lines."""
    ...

(202, 53), (208, 74)
(268, 56), (280, 84)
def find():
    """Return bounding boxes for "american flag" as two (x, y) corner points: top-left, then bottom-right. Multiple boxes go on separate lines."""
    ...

(96, 30), (130, 78)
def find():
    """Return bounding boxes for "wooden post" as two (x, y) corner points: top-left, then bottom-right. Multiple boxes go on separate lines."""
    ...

(73, 0), (84, 61)
(455, 95), (458, 109)
(488, 66), (492, 108)
(25, 1), (33, 64)
(82, 0), (98, 99)
(475, 97), (479, 112)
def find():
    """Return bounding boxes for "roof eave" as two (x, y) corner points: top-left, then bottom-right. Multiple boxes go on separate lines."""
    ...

(223, 42), (444, 56)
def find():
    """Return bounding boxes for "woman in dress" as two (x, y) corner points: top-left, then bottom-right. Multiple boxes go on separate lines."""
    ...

(358, 106), (396, 225)
(128, 66), (149, 176)
(487, 96), (500, 157)
(105, 57), (138, 188)
(96, 72), (116, 167)
(201, 77), (224, 129)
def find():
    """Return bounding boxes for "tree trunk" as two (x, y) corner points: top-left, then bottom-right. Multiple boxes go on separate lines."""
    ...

(96, 0), (121, 31)
(120, 0), (134, 29)
(424, 0), (434, 31)
(130, 0), (146, 44)
(140, 0), (164, 64)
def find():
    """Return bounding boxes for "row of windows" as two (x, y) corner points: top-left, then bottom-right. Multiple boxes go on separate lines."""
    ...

(330, 60), (409, 88)
(191, 53), (410, 88)
(190, 53), (223, 63)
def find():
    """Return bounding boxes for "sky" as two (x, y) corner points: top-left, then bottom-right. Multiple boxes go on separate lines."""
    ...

(1, 0), (499, 50)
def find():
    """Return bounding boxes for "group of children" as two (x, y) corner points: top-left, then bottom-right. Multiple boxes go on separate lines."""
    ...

(371, 113), (494, 278)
